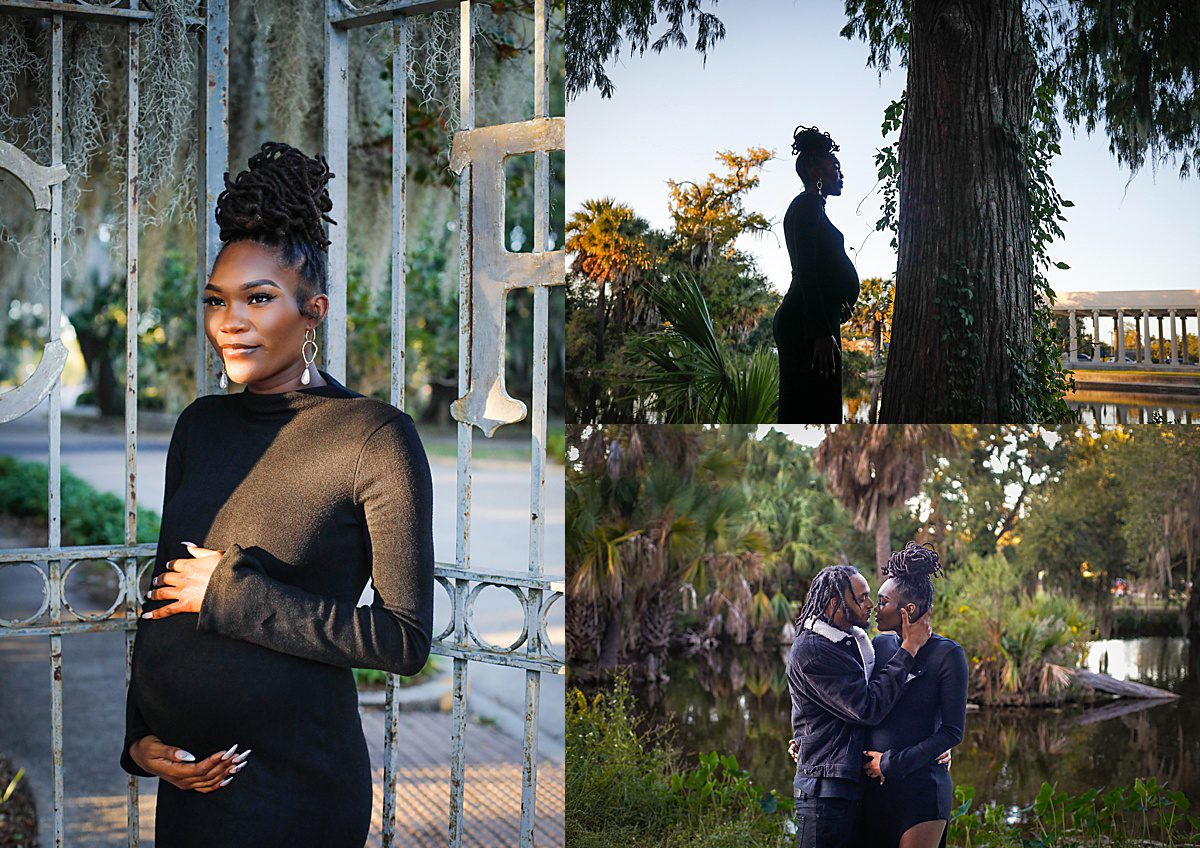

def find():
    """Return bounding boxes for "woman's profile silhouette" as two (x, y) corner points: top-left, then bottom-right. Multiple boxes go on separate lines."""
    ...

(773, 126), (860, 423)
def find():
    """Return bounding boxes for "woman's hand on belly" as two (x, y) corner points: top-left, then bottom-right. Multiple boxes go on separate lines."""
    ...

(128, 735), (251, 792)
(143, 542), (223, 620)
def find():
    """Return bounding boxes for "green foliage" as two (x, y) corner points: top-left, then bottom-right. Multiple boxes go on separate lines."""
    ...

(934, 552), (1094, 704)
(0, 456), (161, 545)
(352, 655), (441, 688)
(566, 673), (790, 848)
(566, 147), (779, 424)
(565, 0), (726, 99)
(630, 273), (778, 424)
(949, 778), (1200, 846)
(1008, 74), (1078, 424)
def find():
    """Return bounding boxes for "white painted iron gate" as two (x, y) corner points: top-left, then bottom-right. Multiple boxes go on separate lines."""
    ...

(0, 1), (566, 846)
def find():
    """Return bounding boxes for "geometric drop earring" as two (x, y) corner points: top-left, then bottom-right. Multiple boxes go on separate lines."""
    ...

(300, 327), (318, 386)
(218, 367), (228, 390)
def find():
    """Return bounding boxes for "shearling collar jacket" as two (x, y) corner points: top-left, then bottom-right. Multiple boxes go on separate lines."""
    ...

(787, 618), (918, 785)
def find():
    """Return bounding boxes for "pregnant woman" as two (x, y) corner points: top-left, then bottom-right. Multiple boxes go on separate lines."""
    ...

(860, 543), (967, 848)
(773, 125), (860, 423)
(119, 142), (435, 847)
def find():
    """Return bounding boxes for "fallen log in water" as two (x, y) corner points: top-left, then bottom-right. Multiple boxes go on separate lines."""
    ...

(1069, 696), (1179, 727)
(1071, 669), (1181, 700)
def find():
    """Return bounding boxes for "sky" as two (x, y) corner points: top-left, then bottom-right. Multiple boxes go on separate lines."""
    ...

(566, 0), (1200, 295)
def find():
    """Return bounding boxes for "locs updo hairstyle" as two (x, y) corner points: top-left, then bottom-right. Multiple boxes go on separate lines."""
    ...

(883, 541), (945, 619)
(791, 125), (840, 182)
(214, 142), (337, 320)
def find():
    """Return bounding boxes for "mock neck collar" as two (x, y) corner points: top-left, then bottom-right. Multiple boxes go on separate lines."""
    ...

(233, 369), (359, 418)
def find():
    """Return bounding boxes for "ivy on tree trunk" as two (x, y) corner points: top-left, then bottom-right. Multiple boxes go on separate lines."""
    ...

(880, 0), (1037, 423)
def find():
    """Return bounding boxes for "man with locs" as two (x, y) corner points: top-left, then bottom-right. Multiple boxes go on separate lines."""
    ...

(786, 564), (932, 848)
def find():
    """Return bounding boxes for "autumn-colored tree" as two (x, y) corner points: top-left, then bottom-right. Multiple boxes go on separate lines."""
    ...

(667, 148), (774, 268)
(566, 198), (658, 360)
(848, 276), (895, 364)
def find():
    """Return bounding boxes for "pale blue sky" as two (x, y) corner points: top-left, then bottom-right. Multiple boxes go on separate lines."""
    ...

(566, 0), (1200, 295)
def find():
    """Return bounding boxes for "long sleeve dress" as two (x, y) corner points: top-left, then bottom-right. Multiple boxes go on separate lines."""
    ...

(772, 191), (861, 423)
(120, 368), (435, 848)
(856, 632), (968, 848)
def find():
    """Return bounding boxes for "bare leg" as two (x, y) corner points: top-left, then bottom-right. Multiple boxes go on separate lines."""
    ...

(899, 819), (946, 848)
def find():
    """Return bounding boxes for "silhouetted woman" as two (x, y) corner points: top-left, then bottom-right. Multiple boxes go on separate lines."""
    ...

(773, 126), (860, 423)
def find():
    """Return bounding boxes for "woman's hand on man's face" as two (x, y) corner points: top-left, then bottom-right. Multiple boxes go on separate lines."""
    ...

(128, 735), (251, 792)
(143, 542), (223, 619)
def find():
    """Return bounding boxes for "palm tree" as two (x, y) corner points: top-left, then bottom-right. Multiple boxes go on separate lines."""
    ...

(565, 198), (657, 360)
(630, 272), (777, 423)
(814, 425), (953, 581)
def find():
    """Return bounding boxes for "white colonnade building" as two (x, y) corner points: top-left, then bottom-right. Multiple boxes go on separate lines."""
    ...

(1052, 290), (1200, 368)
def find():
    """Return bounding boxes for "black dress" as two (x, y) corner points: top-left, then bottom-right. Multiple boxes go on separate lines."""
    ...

(119, 369), (435, 848)
(772, 192), (860, 423)
(857, 632), (968, 848)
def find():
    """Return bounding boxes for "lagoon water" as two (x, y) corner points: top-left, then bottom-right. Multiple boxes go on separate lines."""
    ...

(636, 637), (1200, 812)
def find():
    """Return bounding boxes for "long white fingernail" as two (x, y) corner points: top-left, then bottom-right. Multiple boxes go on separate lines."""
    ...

(219, 776), (233, 786)
(232, 749), (251, 763)
(181, 540), (198, 547)
(174, 750), (196, 762)
(221, 744), (239, 760)
(141, 612), (153, 619)
(230, 762), (247, 773)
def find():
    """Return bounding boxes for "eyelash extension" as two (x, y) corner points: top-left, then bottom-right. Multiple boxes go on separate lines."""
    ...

(201, 293), (275, 306)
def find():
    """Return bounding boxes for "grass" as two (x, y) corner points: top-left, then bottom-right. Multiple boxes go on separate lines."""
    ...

(567, 674), (791, 848)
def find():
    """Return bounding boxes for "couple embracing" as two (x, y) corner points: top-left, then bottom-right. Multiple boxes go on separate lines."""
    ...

(786, 542), (968, 848)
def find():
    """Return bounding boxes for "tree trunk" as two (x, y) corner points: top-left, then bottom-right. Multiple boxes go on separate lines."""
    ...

(880, 0), (1037, 422)
(874, 509), (891, 583)
(597, 605), (622, 669)
(595, 282), (608, 362)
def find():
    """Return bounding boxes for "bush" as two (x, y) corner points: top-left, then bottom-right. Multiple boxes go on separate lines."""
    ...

(567, 673), (790, 848)
(933, 553), (1095, 705)
(352, 655), (441, 688)
(0, 457), (161, 546)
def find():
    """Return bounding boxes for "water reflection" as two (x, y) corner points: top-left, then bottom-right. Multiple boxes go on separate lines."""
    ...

(636, 637), (1200, 808)
(1067, 390), (1200, 425)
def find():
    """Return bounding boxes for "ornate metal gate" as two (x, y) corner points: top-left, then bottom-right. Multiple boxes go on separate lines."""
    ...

(0, 1), (565, 847)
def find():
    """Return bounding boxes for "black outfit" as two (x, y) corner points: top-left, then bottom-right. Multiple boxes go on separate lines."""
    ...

(772, 191), (860, 423)
(786, 623), (916, 848)
(119, 369), (435, 848)
(857, 633), (968, 848)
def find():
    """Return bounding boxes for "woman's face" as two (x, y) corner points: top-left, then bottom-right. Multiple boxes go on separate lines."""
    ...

(873, 577), (914, 633)
(203, 240), (328, 391)
(805, 154), (844, 196)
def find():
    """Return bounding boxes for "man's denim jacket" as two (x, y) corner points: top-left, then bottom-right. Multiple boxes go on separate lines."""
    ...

(787, 618), (918, 785)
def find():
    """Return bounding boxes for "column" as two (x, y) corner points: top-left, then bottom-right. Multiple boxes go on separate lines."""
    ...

(1183, 315), (1191, 366)
(1092, 309), (1101, 361)
(1170, 310), (1178, 365)
(1157, 315), (1165, 364)
(1116, 310), (1125, 364)
(1141, 310), (1151, 365)
(1068, 310), (1078, 363)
